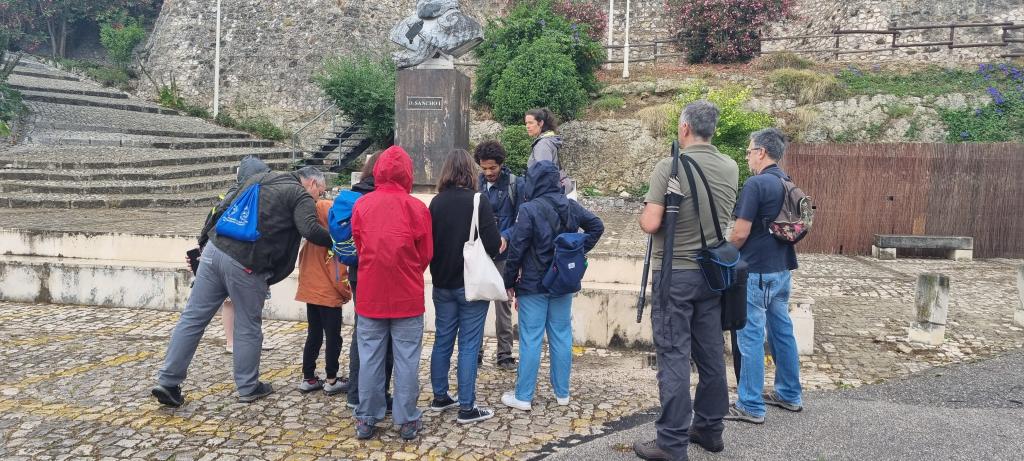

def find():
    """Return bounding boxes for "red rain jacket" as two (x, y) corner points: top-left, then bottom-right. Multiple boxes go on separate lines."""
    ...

(351, 146), (433, 318)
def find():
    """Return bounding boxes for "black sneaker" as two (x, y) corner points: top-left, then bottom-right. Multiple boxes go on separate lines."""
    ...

(238, 382), (274, 403)
(496, 357), (517, 371)
(429, 394), (459, 412)
(456, 406), (494, 424)
(688, 428), (725, 452)
(151, 384), (184, 408)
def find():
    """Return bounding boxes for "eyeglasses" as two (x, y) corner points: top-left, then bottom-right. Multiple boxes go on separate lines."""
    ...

(745, 147), (764, 155)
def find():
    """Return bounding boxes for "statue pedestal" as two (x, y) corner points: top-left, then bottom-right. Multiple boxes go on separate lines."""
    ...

(394, 68), (471, 187)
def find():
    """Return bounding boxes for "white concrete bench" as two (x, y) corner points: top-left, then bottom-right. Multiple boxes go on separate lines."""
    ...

(872, 234), (973, 262)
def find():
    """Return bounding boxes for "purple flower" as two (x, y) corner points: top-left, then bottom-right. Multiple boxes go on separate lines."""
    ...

(975, 108), (984, 116)
(988, 87), (1005, 105)
(996, 108), (1005, 115)
(960, 131), (970, 139)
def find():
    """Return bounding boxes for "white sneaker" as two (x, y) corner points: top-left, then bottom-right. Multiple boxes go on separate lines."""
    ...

(556, 395), (570, 406)
(501, 391), (532, 411)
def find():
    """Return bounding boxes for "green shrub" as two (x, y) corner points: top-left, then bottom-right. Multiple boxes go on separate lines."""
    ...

(499, 125), (534, 175)
(490, 35), (590, 125)
(99, 19), (146, 69)
(233, 115), (289, 141)
(755, 52), (814, 71)
(316, 55), (396, 147)
(474, 0), (605, 114)
(592, 95), (625, 111)
(938, 63), (1024, 142)
(668, 0), (793, 64)
(838, 66), (979, 97)
(668, 82), (775, 186)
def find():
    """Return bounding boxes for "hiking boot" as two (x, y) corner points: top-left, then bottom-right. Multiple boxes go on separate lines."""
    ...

(429, 394), (459, 412)
(298, 377), (323, 393)
(456, 406), (494, 424)
(399, 419), (423, 441)
(724, 403), (764, 424)
(632, 440), (672, 461)
(497, 357), (517, 371)
(763, 390), (803, 412)
(151, 384), (184, 408)
(355, 419), (376, 440)
(688, 429), (725, 453)
(323, 377), (349, 396)
(500, 391), (532, 411)
(238, 382), (274, 403)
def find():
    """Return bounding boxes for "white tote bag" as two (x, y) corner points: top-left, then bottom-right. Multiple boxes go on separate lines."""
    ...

(464, 193), (509, 301)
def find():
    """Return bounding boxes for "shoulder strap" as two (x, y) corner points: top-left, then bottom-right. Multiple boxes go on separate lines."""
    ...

(508, 173), (518, 209)
(468, 192), (481, 242)
(538, 195), (567, 234)
(681, 155), (725, 246)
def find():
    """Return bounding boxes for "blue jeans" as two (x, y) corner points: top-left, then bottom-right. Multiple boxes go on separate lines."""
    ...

(355, 314), (423, 426)
(737, 270), (802, 417)
(515, 293), (573, 402)
(430, 287), (489, 409)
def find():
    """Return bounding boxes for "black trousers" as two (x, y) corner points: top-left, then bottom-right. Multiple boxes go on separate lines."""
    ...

(347, 279), (393, 402)
(302, 303), (343, 380)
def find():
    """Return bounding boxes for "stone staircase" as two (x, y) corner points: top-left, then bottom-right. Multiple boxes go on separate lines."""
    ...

(299, 115), (373, 172)
(1, 57), (294, 208)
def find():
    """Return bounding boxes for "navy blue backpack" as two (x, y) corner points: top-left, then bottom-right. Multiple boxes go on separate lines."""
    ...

(538, 197), (588, 295)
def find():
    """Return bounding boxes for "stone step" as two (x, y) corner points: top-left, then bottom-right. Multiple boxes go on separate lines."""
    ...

(26, 130), (275, 149)
(19, 89), (180, 115)
(0, 175), (239, 195)
(0, 190), (224, 208)
(0, 158), (293, 181)
(6, 73), (129, 99)
(0, 146), (294, 170)
(27, 102), (247, 138)
(9, 69), (79, 82)
(31, 121), (251, 139)
(7, 83), (128, 99)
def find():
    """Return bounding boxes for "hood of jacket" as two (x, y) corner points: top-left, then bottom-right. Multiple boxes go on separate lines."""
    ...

(352, 175), (376, 194)
(373, 146), (414, 193)
(237, 156), (271, 183)
(526, 160), (570, 221)
(531, 132), (563, 150)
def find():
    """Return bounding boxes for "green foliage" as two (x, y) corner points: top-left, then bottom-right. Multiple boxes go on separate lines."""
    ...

(668, 82), (775, 186)
(499, 125), (534, 176)
(937, 63), (1024, 143)
(490, 35), (590, 125)
(316, 54), (396, 147)
(230, 115), (289, 141)
(474, 0), (605, 121)
(837, 66), (980, 97)
(768, 69), (848, 105)
(0, 82), (24, 137)
(755, 52), (814, 71)
(54, 58), (132, 89)
(592, 95), (625, 111)
(156, 82), (289, 140)
(99, 17), (146, 69)
(882, 103), (914, 119)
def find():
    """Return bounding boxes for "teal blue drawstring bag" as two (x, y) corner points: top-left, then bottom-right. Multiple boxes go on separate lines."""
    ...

(216, 183), (262, 242)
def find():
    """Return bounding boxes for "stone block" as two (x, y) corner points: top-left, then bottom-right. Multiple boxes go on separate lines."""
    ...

(909, 273), (950, 346)
(789, 298), (815, 355)
(1015, 265), (1024, 328)
(872, 245), (896, 260)
(948, 249), (973, 262)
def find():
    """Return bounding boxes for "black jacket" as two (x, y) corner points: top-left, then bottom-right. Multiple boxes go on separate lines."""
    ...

(429, 187), (501, 289)
(478, 166), (526, 261)
(502, 161), (604, 295)
(203, 170), (332, 285)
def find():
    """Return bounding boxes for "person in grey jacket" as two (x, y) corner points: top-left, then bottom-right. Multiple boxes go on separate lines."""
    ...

(525, 107), (573, 195)
(152, 166), (333, 407)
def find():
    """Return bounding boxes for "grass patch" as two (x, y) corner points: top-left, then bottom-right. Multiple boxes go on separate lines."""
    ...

(636, 103), (677, 138)
(755, 52), (815, 71)
(904, 116), (922, 140)
(54, 58), (133, 89)
(592, 94), (625, 111)
(882, 103), (914, 119)
(0, 82), (24, 137)
(158, 82), (291, 141)
(768, 69), (848, 104)
(837, 65), (980, 97)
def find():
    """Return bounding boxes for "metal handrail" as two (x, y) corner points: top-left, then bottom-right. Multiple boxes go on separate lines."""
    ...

(290, 103), (338, 161)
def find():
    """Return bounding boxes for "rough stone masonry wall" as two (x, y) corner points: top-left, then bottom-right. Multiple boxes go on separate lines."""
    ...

(764, 0), (1024, 63)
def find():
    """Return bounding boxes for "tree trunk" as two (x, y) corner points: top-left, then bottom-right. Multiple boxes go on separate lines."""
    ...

(58, 20), (66, 58)
(46, 18), (57, 58)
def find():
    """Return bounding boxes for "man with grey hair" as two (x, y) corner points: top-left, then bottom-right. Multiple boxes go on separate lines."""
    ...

(635, 100), (739, 460)
(724, 127), (802, 425)
(151, 164), (333, 408)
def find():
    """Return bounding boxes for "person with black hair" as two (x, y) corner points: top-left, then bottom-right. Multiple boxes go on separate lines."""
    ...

(474, 140), (526, 370)
(525, 107), (574, 196)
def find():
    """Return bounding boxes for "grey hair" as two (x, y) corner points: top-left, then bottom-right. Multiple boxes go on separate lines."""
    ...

(749, 127), (787, 161)
(678, 100), (720, 141)
(296, 166), (326, 186)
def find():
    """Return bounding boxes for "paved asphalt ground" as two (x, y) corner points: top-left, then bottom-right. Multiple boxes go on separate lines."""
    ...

(540, 348), (1024, 461)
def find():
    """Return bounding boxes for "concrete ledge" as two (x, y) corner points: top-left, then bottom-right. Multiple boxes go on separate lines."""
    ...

(873, 234), (973, 250)
(790, 297), (815, 355)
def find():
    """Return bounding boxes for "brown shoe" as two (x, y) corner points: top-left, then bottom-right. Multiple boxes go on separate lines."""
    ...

(633, 440), (673, 461)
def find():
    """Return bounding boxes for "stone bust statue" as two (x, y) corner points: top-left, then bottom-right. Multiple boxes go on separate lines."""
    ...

(389, 0), (484, 69)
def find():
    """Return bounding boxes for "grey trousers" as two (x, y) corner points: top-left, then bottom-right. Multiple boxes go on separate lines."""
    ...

(356, 314), (424, 426)
(157, 243), (268, 396)
(651, 269), (728, 460)
(492, 260), (515, 362)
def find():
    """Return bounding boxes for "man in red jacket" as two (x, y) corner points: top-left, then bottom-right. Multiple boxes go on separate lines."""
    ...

(350, 145), (433, 441)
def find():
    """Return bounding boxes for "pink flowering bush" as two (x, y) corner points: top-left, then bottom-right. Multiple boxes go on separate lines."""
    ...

(552, 0), (608, 41)
(667, 0), (794, 63)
